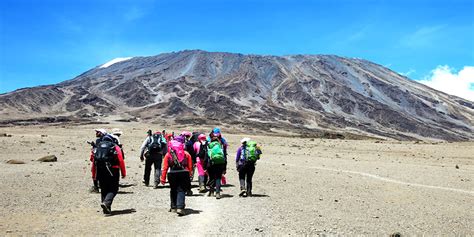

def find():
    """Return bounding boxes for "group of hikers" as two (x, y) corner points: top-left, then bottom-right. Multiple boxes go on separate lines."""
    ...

(89, 127), (263, 216)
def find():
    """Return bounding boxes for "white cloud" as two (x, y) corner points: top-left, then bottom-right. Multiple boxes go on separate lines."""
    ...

(419, 65), (474, 102)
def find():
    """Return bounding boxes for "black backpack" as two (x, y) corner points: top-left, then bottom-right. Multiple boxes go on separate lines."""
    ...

(94, 140), (117, 168)
(148, 134), (163, 153)
(197, 141), (210, 168)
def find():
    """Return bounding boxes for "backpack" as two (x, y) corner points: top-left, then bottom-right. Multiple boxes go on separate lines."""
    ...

(168, 140), (187, 170)
(148, 134), (163, 153)
(94, 140), (117, 168)
(208, 141), (225, 165)
(197, 141), (210, 168)
(185, 139), (196, 162)
(246, 141), (259, 162)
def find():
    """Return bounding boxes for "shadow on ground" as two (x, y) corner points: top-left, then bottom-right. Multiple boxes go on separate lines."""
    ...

(109, 208), (137, 216)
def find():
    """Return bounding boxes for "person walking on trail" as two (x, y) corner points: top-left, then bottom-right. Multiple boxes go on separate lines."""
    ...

(111, 128), (125, 160)
(206, 136), (227, 199)
(194, 134), (209, 193)
(235, 138), (262, 197)
(139, 130), (167, 188)
(92, 135), (126, 215)
(89, 128), (107, 193)
(160, 138), (193, 216)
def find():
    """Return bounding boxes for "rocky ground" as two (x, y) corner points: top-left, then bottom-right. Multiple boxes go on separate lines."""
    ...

(0, 123), (473, 235)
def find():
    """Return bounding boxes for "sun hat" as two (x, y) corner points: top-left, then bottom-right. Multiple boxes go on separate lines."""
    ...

(111, 128), (123, 135)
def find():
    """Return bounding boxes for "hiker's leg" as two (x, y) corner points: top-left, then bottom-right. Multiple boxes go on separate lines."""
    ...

(238, 166), (246, 190)
(143, 157), (152, 185)
(176, 171), (189, 209)
(168, 172), (178, 209)
(247, 164), (256, 194)
(152, 155), (160, 186)
(104, 169), (120, 208)
(157, 155), (163, 184)
(206, 166), (216, 191)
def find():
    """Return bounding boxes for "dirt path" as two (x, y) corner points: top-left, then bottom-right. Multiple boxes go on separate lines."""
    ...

(0, 124), (473, 235)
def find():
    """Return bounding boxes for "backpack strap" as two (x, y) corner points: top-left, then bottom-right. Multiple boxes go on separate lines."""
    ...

(170, 149), (184, 169)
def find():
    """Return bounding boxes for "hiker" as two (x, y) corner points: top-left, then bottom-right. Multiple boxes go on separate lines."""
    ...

(110, 128), (125, 159)
(206, 136), (227, 199)
(139, 130), (167, 188)
(184, 131), (199, 179)
(92, 135), (126, 215)
(208, 127), (228, 158)
(193, 134), (209, 193)
(89, 128), (107, 193)
(235, 138), (262, 197)
(160, 138), (193, 216)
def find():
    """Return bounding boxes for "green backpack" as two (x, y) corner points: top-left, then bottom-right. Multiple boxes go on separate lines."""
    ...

(208, 141), (225, 165)
(246, 141), (259, 162)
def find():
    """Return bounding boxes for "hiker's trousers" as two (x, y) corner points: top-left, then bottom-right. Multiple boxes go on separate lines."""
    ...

(97, 167), (120, 207)
(144, 153), (162, 185)
(168, 170), (191, 209)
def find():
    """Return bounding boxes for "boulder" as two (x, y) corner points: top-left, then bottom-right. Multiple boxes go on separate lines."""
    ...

(6, 159), (25, 164)
(37, 155), (58, 162)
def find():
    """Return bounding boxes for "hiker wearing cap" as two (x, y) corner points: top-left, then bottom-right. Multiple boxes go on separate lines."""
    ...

(89, 129), (107, 193)
(193, 134), (209, 193)
(235, 138), (262, 197)
(161, 136), (193, 216)
(110, 128), (125, 159)
(92, 135), (126, 215)
(139, 130), (167, 188)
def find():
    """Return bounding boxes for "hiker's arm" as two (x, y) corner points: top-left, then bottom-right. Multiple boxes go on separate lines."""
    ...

(160, 153), (170, 184)
(139, 137), (149, 160)
(115, 146), (126, 178)
(235, 147), (241, 163)
(186, 153), (193, 177)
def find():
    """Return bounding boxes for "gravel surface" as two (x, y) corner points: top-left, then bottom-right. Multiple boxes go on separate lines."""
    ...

(0, 124), (473, 235)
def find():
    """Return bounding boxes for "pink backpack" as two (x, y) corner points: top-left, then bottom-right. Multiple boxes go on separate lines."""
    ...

(168, 139), (186, 164)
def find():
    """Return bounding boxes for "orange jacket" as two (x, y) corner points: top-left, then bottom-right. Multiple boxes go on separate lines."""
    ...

(160, 151), (192, 184)
(91, 145), (126, 178)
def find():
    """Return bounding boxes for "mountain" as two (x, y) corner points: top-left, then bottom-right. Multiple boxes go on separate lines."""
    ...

(1, 50), (473, 140)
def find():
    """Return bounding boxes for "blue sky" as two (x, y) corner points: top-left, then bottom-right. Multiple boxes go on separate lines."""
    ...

(1, 0), (473, 99)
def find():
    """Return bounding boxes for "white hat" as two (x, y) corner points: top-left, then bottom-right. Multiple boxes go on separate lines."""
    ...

(111, 128), (123, 135)
(241, 137), (250, 144)
(94, 128), (107, 134)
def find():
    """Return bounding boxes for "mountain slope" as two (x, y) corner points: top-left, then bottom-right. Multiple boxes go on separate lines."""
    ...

(1, 50), (473, 140)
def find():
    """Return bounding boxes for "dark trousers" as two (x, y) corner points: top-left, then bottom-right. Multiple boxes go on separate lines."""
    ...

(167, 170), (190, 209)
(144, 153), (162, 185)
(207, 164), (226, 192)
(97, 167), (120, 208)
(238, 162), (255, 193)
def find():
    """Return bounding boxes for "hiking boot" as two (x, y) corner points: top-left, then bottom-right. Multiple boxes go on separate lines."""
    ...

(101, 203), (111, 215)
(89, 186), (100, 193)
(207, 191), (214, 197)
(169, 208), (177, 213)
(216, 192), (221, 199)
(239, 189), (246, 197)
(177, 208), (185, 216)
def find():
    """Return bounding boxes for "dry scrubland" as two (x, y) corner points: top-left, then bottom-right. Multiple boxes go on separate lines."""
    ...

(0, 123), (473, 235)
